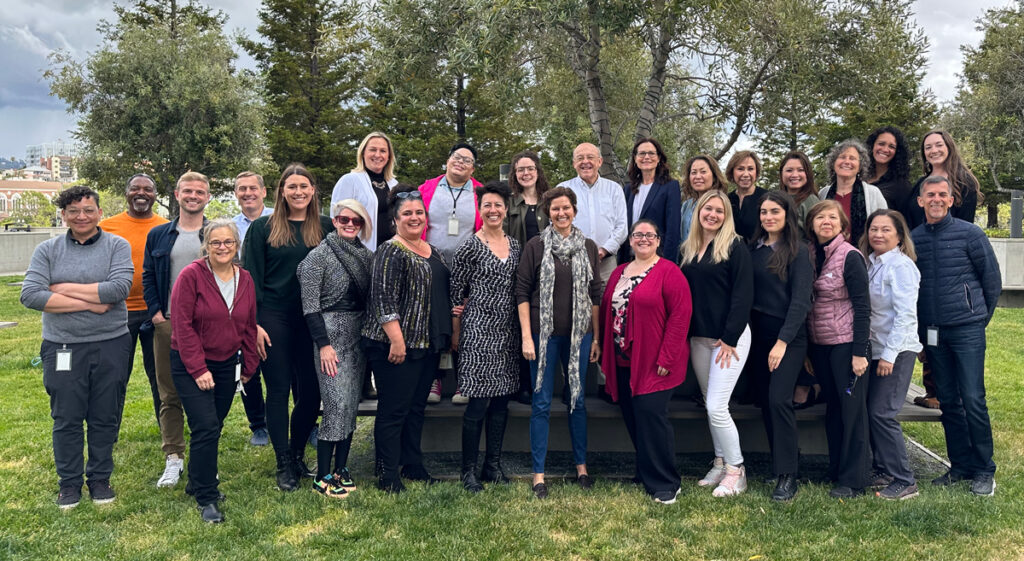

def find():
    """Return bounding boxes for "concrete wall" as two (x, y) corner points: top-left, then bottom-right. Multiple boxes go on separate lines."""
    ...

(991, 238), (1024, 308)
(0, 231), (62, 275)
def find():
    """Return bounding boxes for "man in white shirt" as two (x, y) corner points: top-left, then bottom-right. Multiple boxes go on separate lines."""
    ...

(557, 142), (627, 284)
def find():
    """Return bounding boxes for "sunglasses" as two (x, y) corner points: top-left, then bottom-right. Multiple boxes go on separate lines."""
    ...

(395, 191), (423, 200)
(335, 215), (365, 227)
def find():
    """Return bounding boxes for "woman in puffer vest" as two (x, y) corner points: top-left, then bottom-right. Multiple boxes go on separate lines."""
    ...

(805, 200), (871, 499)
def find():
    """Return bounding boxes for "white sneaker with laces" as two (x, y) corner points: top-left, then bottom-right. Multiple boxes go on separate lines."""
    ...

(698, 457), (726, 487)
(426, 380), (442, 404)
(157, 454), (184, 488)
(451, 389), (469, 405)
(712, 464), (747, 497)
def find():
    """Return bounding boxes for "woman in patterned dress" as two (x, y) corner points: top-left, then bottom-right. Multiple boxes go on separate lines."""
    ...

(297, 199), (373, 498)
(451, 181), (522, 492)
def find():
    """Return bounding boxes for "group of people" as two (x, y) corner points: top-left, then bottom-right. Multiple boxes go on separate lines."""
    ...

(21, 125), (1001, 522)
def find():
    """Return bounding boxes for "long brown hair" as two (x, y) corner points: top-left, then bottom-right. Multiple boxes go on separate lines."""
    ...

(778, 151), (817, 204)
(681, 155), (728, 200)
(508, 150), (550, 197)
(920, 129), (982, 206)
(627, 137), (672, 194)
(267, 163), (325, 248)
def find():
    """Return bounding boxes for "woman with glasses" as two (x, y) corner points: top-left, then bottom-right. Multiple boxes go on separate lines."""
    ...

(621, 138), (681, 263)
(298, 199), (373, 498)
(599, 219), (691, 504)
(805, 200), (871, 499)
(363, 185), (452, 493)
(242, 163), (334, 491)
(170, 220), (258, 522)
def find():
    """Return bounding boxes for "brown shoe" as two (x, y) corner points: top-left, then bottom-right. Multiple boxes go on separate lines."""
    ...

(913, 395), (940, 409)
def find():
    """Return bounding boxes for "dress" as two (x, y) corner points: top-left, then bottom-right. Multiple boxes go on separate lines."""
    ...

(450, 235), (522, 398)
(297, 233), (372, 441)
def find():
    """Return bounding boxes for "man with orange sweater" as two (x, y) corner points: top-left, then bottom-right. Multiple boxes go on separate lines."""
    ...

(99, 174), (168, 425)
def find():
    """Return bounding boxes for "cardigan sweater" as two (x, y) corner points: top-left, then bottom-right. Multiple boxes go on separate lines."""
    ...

(418, 174), (484, 240)
(330, 171), (398, 252)
(170, 259), (259, 380)
(599, 259), (691, 400)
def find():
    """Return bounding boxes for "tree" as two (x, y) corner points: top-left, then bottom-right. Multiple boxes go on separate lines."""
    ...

(10, 192), (57, 227)
(46, 8), (266, 216)
(241, 0), (368, 188)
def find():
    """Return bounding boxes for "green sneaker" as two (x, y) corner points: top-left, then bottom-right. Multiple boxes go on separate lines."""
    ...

(333, 467), (357, 489)
(312, 474), (348, 499)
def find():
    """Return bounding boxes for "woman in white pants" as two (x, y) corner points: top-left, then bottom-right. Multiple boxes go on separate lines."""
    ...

(679, 190), (754, 496)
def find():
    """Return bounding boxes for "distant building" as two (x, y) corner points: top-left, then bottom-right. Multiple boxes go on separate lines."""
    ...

(25, 141), (79, 182)
(20, 166), (55, 181)
(0, 180), (61, 221)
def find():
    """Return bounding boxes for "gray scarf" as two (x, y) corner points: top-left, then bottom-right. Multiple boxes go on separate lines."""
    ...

(536, 224), (593, 412)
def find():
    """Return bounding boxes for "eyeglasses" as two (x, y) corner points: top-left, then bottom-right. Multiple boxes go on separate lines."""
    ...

(573, 154), (600, 163)
(515, 166), (537, 174)
(636, 151), (658, 159)
(630, 232), (659, 240)
(335, 215), (365, 227)
(64, 208), (99, 217)
(208, 240), (237, 248)
(395, 191), (423, 200)
(450, 154), (475, 166)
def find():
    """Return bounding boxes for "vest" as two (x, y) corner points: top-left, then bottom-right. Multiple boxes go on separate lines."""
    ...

(807, 235), (861, 345)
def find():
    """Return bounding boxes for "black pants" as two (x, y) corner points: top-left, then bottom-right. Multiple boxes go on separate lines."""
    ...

(240, 366), (266, 432)
(171, 350), (236, 505)
(126, 309), (160, 424)
(365, 338), (438, 478)
(616, 366), (680, 495)
(259, 307), (319, 457)
(809, 343), (870, 488)
(749, 312), (807, 476)
(41, 334), (132, 488)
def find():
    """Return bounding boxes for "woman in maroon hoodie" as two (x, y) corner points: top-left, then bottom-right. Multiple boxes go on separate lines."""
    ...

(599, 219), (692, 504)
(170, 219), (258, 523)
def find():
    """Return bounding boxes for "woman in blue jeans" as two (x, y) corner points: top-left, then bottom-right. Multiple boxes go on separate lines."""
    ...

(515, 187), (603, 499)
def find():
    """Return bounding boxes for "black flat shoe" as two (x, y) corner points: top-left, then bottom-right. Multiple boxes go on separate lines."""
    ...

(772, 474), (798, 501)
(576, 474), (594, 490)
(198, 502), (224, 524)
(829, 485), (864, 499)
(532, 482), (548, 499)
(516, 389), (532, 405)
(462, 471), (484, 493)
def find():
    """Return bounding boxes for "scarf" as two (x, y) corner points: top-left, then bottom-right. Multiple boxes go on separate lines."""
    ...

(325, 232), (371, 301)
(825, 179), (867, 244)
(536, 224), (593, 412)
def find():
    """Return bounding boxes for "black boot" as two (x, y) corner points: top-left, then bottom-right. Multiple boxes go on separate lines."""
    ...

(276, 451), (298, 492)
(376, 459), (405, 494)
(461, 414), (485, 492)
(293, 450), (316, 479)
(480, 409), (510, 484)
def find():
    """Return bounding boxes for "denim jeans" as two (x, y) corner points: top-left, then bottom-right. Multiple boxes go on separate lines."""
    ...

(529, 333), (591, 474)
(925, 322), (996, 477)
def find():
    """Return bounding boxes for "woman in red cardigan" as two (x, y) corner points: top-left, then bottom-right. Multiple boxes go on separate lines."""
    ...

(170, 219), (258, 523)
(600, 219), (692, 504)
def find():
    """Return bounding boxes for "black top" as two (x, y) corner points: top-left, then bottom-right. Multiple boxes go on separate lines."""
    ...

(515, 236), (602, 337)
(679, 238), (753, 347)
(427, 251), (452, 352)
(524, 205), (540, 241)
(368, 169), (392, 247)
(729, 187), (768, 242)
(903, 175), (978, 230)
(242, 215), (334, 312)
(873, 168), (913, 212)
(749, 242), (813, 343)
(811, 240), (871, 357)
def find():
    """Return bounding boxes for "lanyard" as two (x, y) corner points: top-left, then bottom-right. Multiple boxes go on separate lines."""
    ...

(447, 184), (467, 215)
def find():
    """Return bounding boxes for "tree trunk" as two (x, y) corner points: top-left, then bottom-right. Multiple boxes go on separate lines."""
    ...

(633, 10), (674, 143)
(987, 201), (999, 229)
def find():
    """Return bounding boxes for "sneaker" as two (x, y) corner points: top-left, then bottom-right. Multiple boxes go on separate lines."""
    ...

(249, 427), (269, 446)
(56, 485), (81, 509)
(712, 465), (747, 497)
(451, 389), (469, 405)
(698, 457), (727, 487)
(971, 474), (995, 496)
(653, 488), (680, 505)
(157, 454), (184, 488)
(868, 471), (894, 489)
(333, 467), (357, 489)
(828, 485), (864, 499)
(312, 474), (349, 499)
(877, 481), (919, 500)
(931, 470), (967, 486)
(427, 380), (442, 404)
(87, 480), (116, 504)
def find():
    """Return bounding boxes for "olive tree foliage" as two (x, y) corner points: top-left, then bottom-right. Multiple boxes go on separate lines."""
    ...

(45, 6), (265, 216)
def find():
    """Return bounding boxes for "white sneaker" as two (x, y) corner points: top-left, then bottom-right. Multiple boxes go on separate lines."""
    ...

(698, 457), (726, 487)
(157, 454), (184, 488)
(426, 380), (441, 404)
(451, 389), (469, 405)
(712, 464), (747, 497)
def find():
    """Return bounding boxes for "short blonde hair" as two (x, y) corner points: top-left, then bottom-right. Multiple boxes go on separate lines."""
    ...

(330, 198), (373, 242)
(200, 219), (240, 258)
(177, 171), (210, 190)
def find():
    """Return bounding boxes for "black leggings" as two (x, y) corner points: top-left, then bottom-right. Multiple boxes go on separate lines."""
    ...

(259, 307), (320, 457)
(464, 395), (510, 423)
(749, 311), (807, 476)
(317, 436), (353, 480)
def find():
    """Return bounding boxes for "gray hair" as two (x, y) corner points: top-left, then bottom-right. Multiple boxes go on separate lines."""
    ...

(200, 219), (240, 258)
(922, 175), (953, 195)
(825, 138), (871, 187)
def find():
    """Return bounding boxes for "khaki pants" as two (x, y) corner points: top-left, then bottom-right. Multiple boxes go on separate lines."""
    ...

(153, 320), (185, 457)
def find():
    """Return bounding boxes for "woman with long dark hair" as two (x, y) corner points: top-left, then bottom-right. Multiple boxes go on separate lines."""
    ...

(747, 191), (813, 501)
(778, 151), (820, 230)
(865, 126), (913, 212)
(903, 129), (982, 230)
(679, 155), (728, 247)
(621, 138), (681, 263)
(819, 139), (888, 243)
(243, 163), (334, 491)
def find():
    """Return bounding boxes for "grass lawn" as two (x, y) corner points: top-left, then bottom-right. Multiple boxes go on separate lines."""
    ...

(1, 275), (1022, 561)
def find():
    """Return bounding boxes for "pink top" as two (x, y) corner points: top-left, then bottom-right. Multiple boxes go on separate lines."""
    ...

(418, 175), (484, 240)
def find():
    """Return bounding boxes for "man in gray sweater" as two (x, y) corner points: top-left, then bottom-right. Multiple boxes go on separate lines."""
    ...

(20, 185), (134, 510)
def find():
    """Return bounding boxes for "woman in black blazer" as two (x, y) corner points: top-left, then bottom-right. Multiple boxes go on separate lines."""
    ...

(620, 137), (681, 263)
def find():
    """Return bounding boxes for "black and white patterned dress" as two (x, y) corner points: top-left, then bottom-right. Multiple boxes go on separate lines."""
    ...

(450, 235), (522, 398)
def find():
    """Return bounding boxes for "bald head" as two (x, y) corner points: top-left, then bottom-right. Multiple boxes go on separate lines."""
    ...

(572, 143), (602, 184)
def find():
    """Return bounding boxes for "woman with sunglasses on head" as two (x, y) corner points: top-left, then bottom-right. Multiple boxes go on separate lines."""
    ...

(362, 184), (452, 493)
(599, 219), (691, 505)
(747, 191), (813, 501)
(297, 199), (374, 499)
(679, 190), (753, 498)
(804, 200), (871, 499)
(243, 163), (333, 492)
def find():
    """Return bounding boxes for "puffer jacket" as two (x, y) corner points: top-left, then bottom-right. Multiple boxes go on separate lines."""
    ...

(807, 235), (859, 345)
(911, 213), (1001, 327)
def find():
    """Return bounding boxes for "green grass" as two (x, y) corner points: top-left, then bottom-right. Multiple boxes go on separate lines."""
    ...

(1, 275), (1023, 561)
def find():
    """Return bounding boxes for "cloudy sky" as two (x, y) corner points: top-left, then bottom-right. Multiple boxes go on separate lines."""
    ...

(0, 0), (1015, 160)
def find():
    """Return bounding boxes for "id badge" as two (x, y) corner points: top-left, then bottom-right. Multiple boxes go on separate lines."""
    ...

(448, 216), (459, 236)
(56, 348), (72, 372)
(926, 326), (938, 347)
(439, 352), (454, 370)
(235, 360), (245, 395)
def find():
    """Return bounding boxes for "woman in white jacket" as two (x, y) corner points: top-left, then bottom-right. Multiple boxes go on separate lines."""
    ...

(818, 139), (887, 244)
(331, 132), (399, 252)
